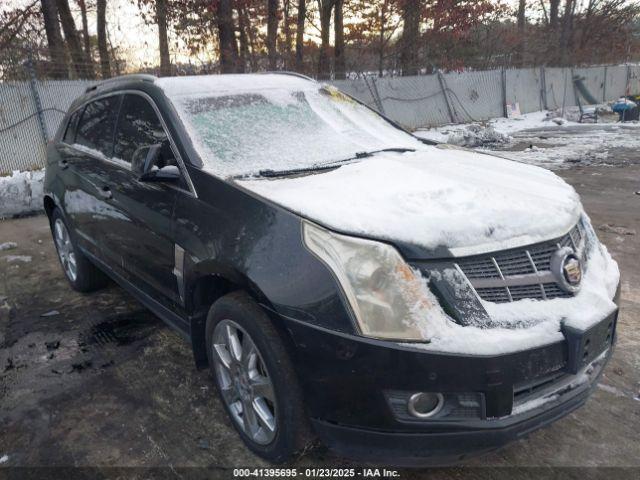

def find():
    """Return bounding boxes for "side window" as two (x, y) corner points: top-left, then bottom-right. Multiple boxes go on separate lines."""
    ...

(62, 110), (80, 144)
(114, 94), (175, 166)
(76, 95), (121, 156)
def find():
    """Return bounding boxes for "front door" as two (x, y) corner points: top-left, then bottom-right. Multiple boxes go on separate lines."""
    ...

(105, 93), (190, 307)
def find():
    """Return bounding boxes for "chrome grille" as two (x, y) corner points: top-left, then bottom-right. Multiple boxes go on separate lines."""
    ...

(457, 221), (589, 303)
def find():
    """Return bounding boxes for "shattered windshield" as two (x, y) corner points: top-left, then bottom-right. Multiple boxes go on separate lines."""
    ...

(169, 86), (423, 177)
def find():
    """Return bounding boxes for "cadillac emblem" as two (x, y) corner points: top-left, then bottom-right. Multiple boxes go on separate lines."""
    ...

(551, 247), (583, 293)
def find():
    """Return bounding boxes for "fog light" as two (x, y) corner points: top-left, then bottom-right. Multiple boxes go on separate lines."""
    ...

(407, 392), (444, 419)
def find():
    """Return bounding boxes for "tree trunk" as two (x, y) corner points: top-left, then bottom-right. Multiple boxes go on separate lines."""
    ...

(283, 0), (292, 69)
(333, 0), (345, 79)
(399, 0), (420, 76)
(516, 0), (526, 67)
(267, 0), (278, 70)
(217, 0), (236, 73)
(40, 0), (67, 78)
(156, 0), (171, 76)
(317, 0), (333, 80)
(378, 3), (386, 77)
(239, 4), (257, 71)
(559, 0), (574, 65)
(55, 0), (91, 78)
(96, 0), (110, 78)
(236, 4), (249, 72)
(77, 0), (94, 77)
(549, 0), (560, 27)
(295, 0), (306, 72)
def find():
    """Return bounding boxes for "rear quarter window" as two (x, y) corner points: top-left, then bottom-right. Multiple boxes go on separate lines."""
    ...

(76, 95), (121, 157)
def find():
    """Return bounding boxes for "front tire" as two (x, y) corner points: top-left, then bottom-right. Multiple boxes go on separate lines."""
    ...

(50, 208), (108, 292)
(206, 291), (311, 463)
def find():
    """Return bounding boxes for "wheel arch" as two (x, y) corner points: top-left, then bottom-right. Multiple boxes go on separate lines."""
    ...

(43, 194), (56, 220)
(187, 265), (290, 370)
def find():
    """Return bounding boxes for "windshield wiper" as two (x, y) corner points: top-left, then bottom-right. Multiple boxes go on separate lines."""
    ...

(257, 164), (342, 178)
(255, 147), (416, 179)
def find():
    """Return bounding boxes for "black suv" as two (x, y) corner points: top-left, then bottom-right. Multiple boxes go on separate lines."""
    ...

(44, 73), (620, 465)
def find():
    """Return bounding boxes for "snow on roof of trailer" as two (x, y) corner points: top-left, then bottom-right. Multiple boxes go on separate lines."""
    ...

(156, 73), (316, 97)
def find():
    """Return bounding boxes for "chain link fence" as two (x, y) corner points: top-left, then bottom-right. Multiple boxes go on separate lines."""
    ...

(1, 63), (639, 175)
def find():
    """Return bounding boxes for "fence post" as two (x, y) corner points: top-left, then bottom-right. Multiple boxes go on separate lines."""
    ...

(437, 71), (456, 123)
(501, 66), (508, 118)
(602, 66), (608, 102)
(24, 57), (49, 144)
(626, 64), (631, 95)
(540, 66), (548, 111)
(369, 76), (386, 115)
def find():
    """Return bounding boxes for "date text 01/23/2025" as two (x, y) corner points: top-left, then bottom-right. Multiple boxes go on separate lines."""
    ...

(232, 468), (401, 478)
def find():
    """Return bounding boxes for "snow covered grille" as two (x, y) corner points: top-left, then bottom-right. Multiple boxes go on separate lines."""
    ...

(457, 221), (588, 303)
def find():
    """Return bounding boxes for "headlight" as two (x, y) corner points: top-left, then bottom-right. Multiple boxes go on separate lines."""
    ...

(302, 220), (438, 341)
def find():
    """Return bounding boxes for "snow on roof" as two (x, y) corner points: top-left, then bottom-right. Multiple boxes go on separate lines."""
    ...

(156, 73), (315, 98)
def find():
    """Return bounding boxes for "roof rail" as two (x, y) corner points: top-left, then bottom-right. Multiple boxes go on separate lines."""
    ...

(85, 74), (157, 93)
(262, 71), (316, 82)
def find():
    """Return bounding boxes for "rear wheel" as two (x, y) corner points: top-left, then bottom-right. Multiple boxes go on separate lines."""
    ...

(50, 208), (108, 292)
(206, 291), (311, 462)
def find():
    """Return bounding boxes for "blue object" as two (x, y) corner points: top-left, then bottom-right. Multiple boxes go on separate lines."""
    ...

(612, 100), (636, 112)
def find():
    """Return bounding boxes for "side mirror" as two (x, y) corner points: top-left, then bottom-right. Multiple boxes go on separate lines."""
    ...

(132, 144), (161, 177)
(140, 165), (181, 183)
(131, 144), (180, 183)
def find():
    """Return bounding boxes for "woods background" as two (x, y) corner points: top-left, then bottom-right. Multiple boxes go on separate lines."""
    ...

(1, 0), (640, 81)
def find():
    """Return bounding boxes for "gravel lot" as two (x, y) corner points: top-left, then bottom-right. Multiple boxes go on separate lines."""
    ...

(1, 132), (639, 478)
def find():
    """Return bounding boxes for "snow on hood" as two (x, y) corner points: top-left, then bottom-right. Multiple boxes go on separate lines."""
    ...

(238, 147), (582, 254)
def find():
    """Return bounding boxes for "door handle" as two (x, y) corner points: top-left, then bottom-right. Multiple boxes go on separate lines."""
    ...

(98, 186), (112, 200)
(58, 159), (68, 169)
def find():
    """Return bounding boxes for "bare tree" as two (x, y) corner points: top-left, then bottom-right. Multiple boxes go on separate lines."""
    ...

(317, 0), (337, 79)
(549, 0), (560, 27)
(399, 0), (420, 76)
(40, 0), (67, 77)
(517, 0), (527, 66)
(267, 0), (278, 70)
(96, 0), (110, 77)
(282, 0), (293, 69)
(334, 0), (345, 79)
(156, 0), (171, 76)
(295, 0), (305, 71)
(217, 0), (237, 73)
(77, 0), (94, 76)
(56, 0), (91, 77)
(559, 0), (575, 64)
(236, 2), (249, 72)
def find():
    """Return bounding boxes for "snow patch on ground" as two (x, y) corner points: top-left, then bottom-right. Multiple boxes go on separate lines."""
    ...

(415, 110), (567, 145)
(415, 109), (640, 170)
(0, 170), (44, 218)
(597, 383), (627, 398)
(0, 242), (18, 251)
(416, 123), (511, 147)
(4, 255), (32, 263)
(0, 454), (8, 464)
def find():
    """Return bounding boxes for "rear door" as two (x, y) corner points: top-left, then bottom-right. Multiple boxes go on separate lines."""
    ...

(61, 94), (123, 263)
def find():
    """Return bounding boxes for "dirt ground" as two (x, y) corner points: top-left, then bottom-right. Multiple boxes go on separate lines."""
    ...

(1, 160), (639, 478)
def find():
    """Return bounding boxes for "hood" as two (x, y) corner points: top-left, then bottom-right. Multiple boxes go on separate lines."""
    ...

(237, 147), (582, 257)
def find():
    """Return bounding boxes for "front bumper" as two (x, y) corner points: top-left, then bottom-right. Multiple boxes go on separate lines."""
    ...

(310, 351), (608, 466)
(278, 297), (619, 465)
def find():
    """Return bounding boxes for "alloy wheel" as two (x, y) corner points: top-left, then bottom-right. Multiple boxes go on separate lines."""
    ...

(54, 218), (78, 282)
(212, 319), (277, 445)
